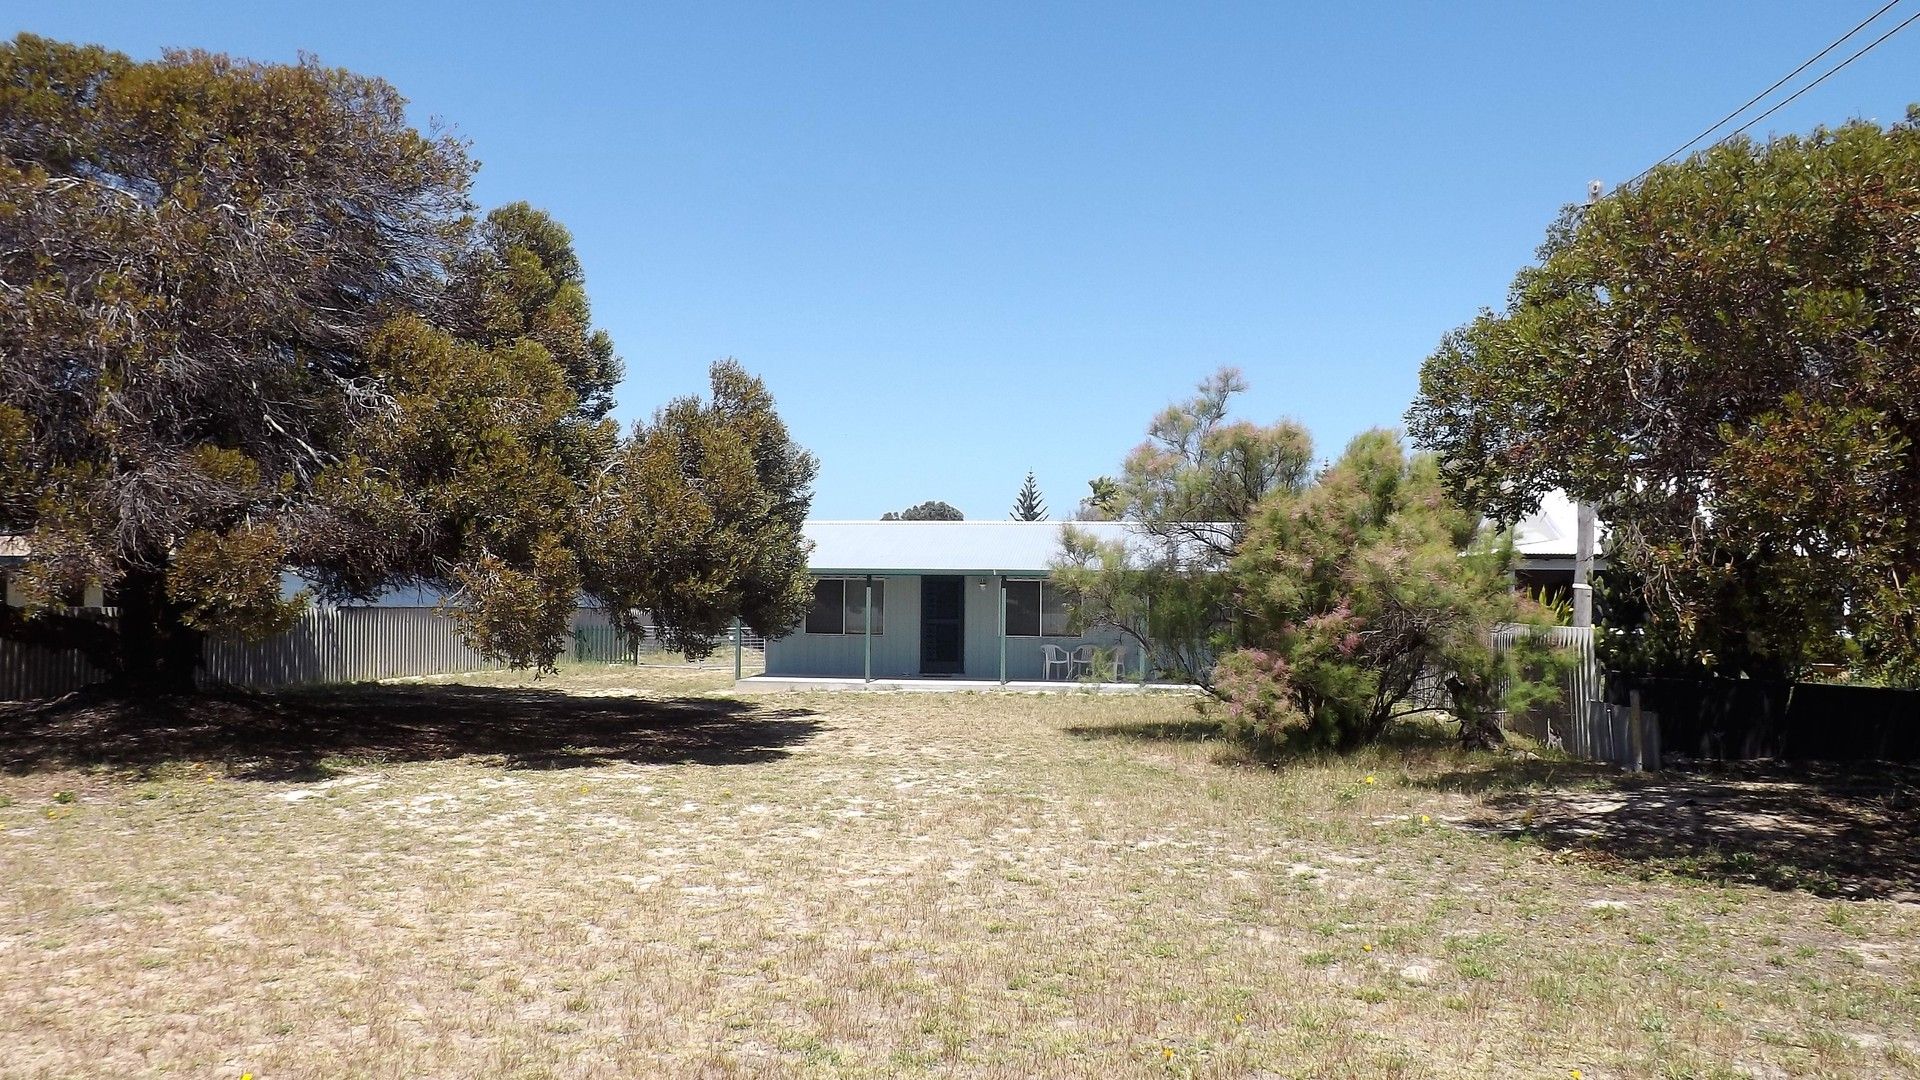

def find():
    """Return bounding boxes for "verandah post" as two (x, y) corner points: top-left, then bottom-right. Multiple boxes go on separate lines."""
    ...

(998, 575), (1007, 685)
(863, 575), (873, 684)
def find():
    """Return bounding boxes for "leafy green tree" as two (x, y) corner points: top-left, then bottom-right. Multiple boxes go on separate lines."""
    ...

(1059, 372), (1560, 750)
(1009, 471), (1048, 521)
(1075, 476), (1121, 521)
(1409, 113), (1920, 683)
(0, 35), (814, 691)
(1054, 369), (1314, 686)
(1221, 431), (1543, 751)
(882, 501), (964, 521)
(582, 360), (818, 657)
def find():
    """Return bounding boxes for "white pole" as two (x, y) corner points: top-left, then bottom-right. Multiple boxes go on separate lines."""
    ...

(1572, 179), (1603, 631)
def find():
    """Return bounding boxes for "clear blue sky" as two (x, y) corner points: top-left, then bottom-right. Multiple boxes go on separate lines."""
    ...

(15, 2), (1920, 518)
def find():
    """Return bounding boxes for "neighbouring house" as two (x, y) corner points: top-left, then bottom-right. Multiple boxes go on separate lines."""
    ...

(1509, 490), (1608, 606)
(0, 536), (107, 609)
(762, 520), (1146, 683)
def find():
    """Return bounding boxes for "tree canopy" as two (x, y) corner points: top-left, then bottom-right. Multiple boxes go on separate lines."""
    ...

(1408, 112), (1920, 683)
(1057, 371), (1554, 750)
(0, 34), (814, 690)
(1009, 471), (1048, 521)
(882, 501), (964, 521)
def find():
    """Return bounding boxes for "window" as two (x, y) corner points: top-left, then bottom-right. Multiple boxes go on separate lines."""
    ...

(805, 578), (884, 635)
(1003, 579), (1071, 637)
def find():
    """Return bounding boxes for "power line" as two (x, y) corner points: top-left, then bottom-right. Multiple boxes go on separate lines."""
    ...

(1628, 0), (1910, 187)
(1717, 8), (1920, 144)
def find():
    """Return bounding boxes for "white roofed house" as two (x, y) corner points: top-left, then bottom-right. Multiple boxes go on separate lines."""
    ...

(1508, 490), (1608, 607)
(749, 520), (1181, 690)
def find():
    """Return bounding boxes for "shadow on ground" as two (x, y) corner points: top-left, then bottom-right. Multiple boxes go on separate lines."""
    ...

(1071, 712), (1920, 900)
(0, 683), (820, 781)
(1432, 757), (1920, 900)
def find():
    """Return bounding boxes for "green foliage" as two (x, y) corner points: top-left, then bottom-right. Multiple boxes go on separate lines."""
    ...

(1053, 368), (1313, 685)
(1225, 431), (1535, 751)
(1408, 112), (1920, 683)
(165, 526), (306, 638)
(1076, 476), (1121, 521)
(0, 34), (815, 688)
(1058, 371), (1553, 751)
(1009, 471), (1048, 521)
(882, 501), (964, 521)
(583, 360), (818, 658)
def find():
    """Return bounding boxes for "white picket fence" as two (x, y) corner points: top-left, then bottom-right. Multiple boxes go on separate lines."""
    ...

(1, 606), (501, 700)
(1490, 624), (1655, 768)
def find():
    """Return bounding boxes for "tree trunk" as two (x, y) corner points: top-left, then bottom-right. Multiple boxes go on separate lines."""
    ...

(1447, 675), (1508, 751)
(113, 568), (203, 695)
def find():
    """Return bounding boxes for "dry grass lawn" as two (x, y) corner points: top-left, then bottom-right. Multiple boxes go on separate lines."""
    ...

(2, 664), (1917, 1078)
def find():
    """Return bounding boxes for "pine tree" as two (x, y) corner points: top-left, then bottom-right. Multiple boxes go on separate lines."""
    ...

(1010, 472), (1049, 521)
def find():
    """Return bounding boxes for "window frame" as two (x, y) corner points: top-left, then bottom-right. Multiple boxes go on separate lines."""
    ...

(804, 577), (885, 636)
(1002, 578), (1071, 638)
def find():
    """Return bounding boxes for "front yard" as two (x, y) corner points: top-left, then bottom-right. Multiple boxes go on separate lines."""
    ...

(2, 666), (1916, 1078)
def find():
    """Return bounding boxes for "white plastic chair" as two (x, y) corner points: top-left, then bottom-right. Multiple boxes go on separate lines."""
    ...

(1069, 644), (1095, 680)
(1041, 644), (1072, 681)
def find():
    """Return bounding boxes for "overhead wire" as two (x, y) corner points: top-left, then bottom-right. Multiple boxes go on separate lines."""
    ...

(1624, 0), (1916, 188)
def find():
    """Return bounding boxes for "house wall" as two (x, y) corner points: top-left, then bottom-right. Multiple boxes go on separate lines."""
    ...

(765, 575), (923, 678)
(766, 573), (1137, 681)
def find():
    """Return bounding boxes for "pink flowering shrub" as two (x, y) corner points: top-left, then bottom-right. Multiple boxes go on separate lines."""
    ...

(1212, 648), (1306, 746)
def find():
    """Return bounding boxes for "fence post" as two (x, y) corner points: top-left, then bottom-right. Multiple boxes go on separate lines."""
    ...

(733, 617), (743, 681)
(1628, 688), (1644, 773)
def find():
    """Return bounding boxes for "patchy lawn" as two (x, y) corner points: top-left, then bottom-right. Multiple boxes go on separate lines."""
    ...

(2, 666), (1916, 1078)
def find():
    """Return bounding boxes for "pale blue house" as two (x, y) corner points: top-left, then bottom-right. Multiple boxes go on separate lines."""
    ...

(757, 520), (1147, 686)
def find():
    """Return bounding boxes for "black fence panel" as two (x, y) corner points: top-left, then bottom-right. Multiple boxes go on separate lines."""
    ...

(1612, 675), (1920, 763)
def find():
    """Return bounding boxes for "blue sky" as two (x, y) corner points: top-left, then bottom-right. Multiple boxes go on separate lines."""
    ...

(14, 2), (1920, 518)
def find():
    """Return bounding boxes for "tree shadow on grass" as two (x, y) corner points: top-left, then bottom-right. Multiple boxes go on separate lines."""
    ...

(0, 682), (821, 781)
(1069, 712), (1920, 899)
(1420, 757), (1920, 900)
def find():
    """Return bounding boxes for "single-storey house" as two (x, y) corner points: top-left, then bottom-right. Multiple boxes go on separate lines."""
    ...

(762, 520), (1145, 684)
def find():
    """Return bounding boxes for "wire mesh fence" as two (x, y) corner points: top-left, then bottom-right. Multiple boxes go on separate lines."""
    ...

(571, 620), (767, 670)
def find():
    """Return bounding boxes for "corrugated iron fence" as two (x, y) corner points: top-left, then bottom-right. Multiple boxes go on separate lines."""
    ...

(2, 606), (502, 700)
(1491, 624), (1652, 768)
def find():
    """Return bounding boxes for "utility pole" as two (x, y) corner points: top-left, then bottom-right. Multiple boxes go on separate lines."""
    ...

(1571, 179), (1603, 629)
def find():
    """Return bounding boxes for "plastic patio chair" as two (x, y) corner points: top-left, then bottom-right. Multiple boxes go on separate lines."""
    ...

(1069, 644), (1095, 680)
(1041, 644), (1073, 681)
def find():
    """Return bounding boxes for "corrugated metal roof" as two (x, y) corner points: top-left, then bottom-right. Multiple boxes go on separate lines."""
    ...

(803, 520), (1142, 575)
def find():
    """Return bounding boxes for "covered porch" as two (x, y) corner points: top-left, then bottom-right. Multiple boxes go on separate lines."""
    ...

(759, 521), (1175, 687)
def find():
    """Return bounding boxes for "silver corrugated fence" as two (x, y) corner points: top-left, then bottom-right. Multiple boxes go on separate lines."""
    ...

(0, 609), (116, 701)
(201, 606), (504, 688)
(3, 605), (505, 700)
(1491, 624), (1651, 768)
(1491, 625), (1660, 768)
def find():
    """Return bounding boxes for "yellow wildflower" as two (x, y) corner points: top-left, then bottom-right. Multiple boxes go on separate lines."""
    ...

(1363, 774), (1376, 784)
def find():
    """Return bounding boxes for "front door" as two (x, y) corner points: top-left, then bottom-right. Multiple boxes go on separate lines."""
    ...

(919, 575), (965, 675)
